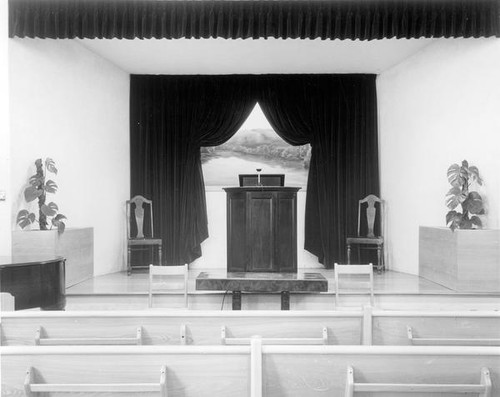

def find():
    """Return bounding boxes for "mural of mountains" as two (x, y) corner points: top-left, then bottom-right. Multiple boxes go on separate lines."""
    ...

(201, 128), (311, 168)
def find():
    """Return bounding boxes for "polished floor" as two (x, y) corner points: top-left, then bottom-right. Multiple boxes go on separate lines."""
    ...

(67, 268), (457, 295)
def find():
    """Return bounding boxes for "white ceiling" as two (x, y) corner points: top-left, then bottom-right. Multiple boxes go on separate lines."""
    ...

(79, 37), (435, 75)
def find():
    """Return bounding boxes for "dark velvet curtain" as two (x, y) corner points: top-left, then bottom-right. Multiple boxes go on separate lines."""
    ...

(130, 75), (255, 265)
(131, 74), (378, 267)
(10, 0), (500, 40)
(258, 75), (379, 267)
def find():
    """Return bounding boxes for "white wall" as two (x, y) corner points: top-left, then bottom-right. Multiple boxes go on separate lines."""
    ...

(9, 39), (130, 275)
(378, 38), (500, 275)
(0, 0), (11, 256)
(191, 191), (320, 269)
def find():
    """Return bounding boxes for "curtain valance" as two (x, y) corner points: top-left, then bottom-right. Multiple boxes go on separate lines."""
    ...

(10, 0), (500, 40)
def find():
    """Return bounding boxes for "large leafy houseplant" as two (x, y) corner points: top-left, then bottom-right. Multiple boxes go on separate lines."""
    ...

(16, 158), (67, 233)
(445, 160), (484, 231)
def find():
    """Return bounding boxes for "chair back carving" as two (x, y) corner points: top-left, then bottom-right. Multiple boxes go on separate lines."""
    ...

(127, 195), (154, 240)
(358, 194), (383, 238)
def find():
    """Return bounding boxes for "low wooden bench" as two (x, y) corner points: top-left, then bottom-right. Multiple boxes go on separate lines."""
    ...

(3, 308), (500, 347)
(2, 344), (498, 396)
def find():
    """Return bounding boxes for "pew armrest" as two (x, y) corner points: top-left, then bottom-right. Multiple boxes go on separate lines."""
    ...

(407, 326), (500, 346)
(345, 366), (491, 397)
(24, 366), (168, 396)
(35, 326), (143, 346)
(221, 325), (328, 345)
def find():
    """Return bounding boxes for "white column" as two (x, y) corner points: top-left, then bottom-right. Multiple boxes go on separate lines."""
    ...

(0, 0), (11, 256)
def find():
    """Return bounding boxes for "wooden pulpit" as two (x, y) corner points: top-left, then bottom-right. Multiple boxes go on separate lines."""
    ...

(224, 187), (300, 273)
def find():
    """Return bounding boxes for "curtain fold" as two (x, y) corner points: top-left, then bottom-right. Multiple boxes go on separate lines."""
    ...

(258, 75), (379, 267)
(10, 0), (500, 40)
(130, 75), (255, 265)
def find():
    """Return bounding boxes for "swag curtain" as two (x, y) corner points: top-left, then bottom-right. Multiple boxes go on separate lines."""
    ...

(130, 75), (256, 264)
(9, 0), (500, 40)
(130, 74), (379, 267)
(258, 75), (379, 266)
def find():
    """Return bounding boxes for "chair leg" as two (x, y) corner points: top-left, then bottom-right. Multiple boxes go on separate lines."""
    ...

(347, 244), (351, 264)
(377, 245), (382, 274)
(127, 247), (132, 276)
(158, 245), (163, 267)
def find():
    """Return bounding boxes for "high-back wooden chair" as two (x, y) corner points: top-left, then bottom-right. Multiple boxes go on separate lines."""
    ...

(346, 194), (384, 273)
(148, 264), (189, 309)
(126, 195), (162, 275)
(334, 263), (374, 308)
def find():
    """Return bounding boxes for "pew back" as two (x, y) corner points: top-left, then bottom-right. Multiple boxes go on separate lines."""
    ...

(3, 309), (500, 347)
(0, 310), (363, 346)
(2, 345), (499, 396)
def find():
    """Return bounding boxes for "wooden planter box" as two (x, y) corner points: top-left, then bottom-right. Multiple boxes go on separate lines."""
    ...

(12, 228), (94, 288)
(419, 226), (500, 292)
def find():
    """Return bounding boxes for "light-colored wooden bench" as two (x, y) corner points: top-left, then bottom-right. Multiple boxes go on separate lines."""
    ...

(0, 310), (364, 346)
(2, 309), (500, 347)
(2, 344), (499, 396)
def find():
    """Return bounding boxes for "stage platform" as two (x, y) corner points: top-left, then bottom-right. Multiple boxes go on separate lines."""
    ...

(64, 269), (500, 311)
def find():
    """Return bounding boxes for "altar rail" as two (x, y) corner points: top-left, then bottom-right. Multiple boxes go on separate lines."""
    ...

(2, 345), (499, 396)
(2, 309), (500, 347)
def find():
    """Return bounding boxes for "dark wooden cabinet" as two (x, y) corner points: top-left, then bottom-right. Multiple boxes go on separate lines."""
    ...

(224, 187), (300, 272)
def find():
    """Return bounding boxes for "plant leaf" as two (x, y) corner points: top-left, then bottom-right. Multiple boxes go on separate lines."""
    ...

(53, 213), (67, 221)
(470, 216), (482, 228)
(445, 186), (467, 209)
(459, 217), (473, 229)
(45, 180), (58, 193)
(35, 158), (43, 169)
(446, 210), (458, 225)
(57, 221), (66, 234)
(41, 203), (57, 217)
(463, 191), (484, 214)
(467, 165), (483, 185)
(446, 210), (462, 231)
(461, 159), (469, 169)
(52, 217), (66, 234)
(17, 210), (36, 229)
(29, 174), (43, 187)
(45, 158), (58, 174)
(447, 164), (462, 187)
(24, 186), (43, 202)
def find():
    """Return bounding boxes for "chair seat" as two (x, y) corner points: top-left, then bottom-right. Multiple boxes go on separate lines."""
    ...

(346, 237), (383, 245)
(128, 238), (162, 246)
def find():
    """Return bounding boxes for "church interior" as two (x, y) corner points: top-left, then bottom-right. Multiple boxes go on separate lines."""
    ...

(1, 0), (500, 395)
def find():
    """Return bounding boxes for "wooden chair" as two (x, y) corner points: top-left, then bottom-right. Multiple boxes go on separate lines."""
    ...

(148, 264), (189, 309)
(346, 194), (384, 273)
(334, 263), (374, 308)
(126, 195), (162, 275)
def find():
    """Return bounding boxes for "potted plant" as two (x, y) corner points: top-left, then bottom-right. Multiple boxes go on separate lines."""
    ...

(445, 160), (485, 231)
(16, 158), (67, 233)
(419, 159), (499, 292)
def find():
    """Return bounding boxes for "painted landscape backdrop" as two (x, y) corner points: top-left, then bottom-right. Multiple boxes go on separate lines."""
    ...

(201, 128), (311, 187)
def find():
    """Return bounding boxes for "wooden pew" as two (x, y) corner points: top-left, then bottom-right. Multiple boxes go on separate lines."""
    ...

(2, 345), (499, 396)
(2, 345), (251, 397)
(3, 309), (500, 347)
(0, 310), (364, 346)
